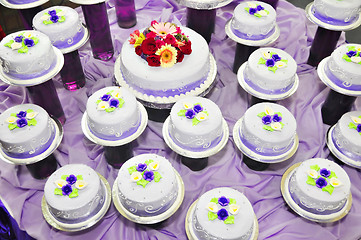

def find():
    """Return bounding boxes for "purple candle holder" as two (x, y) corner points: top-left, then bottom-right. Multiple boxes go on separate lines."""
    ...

(19, 7), (43, 30)
(259, 0), (279, 9)
(59, 50), (86, 91)
(181, 156), (208, 171)
(187, 8), (216, 43)
(26, 154), (58, 179)
(307, 27), (341, 67)
(27, 80), (66, 125)
(250, 97), (276, 106)
(145, 106), (171, 123)
(82, 3), (114, 61)
(104, 143), (133, 169)
(115, 0), (137, 28)
(233, 44), (258, 73)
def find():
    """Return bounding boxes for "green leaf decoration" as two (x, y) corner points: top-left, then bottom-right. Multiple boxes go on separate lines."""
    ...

(76, 175), (83, 180)
(18, 46), (28, 54)
(31, 37), (39, 45)
(265, 9), (269, 14)
(96, 100), (102, 104)
(128, 166), (137, 175)
(26, 109), (34, 113)
(306, 176), (316, 186)
(153, 171), (162, 182)
(244, 7), (250, 12)
(257, 112), (266, 117)
(210, 198), (218, 204)
(105, 107), (116, 113)
(54, 188), (62, 195)
(358, 62), (361, 65)
(347, 46), (356, 51)
(10, 113), (17, 117)
(118, 98), (125, 108)
(145, 159), (153, 165)
(56, 9), (61, 13)
(178, 109), (186, 116)
(329, 171), (337, 179)
(59, 16), (66, 23)
(280, 122), (285, 128)
(27, 118), (37, 126)
(322, 184), (334, 195)
(69, 188), (78, 198)
(310, 165), (320, 171)
(270, 52), (277, 56)
(4, 40), (14, 48)
(137, 179), (149, 188)
(280, 59), (288, 64)
(268, 66), (278, 73)
(43, 20), (53, 25)
(208, 211), (218, 221)
(203, 111), (208, 116)
(263, 125), (274, 132)
(349, 122), (357, 129)
(229, 198), (237, 205)
(61, 175), (68, 180)
(224, 215), (235, 224)
(258, 58), (266, 65)
(254, 13), (262, 18)
(8, 124), (17, 130)
(192, 118), (200, 126)
(342, 55), (352, 62)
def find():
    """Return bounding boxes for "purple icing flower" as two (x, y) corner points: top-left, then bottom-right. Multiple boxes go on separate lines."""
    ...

(101, 94), (111, 101)
(257, 5), (264, 11)
(357, 124), (361, 133)
(109, 98), (119, 108)
(193, 104), (203, 113)
(50, 15), (59, 23)
(266, 59), (275, 67)
(136, 163), (147, 172)
(272, 114), (282, 122)
(16, 111), (27, 118)
(62, 184), (73, 196)
(23, 38), (34, 47)
(249, 8), (257, 15)
(16, 118), (27, 128)
(346, 51), (357, 58)
(66, 174), (77, 185)
(262, 115), (272, 125)
(320, 168), (331, 178)
(185, 109), (196, 119)
(48, 10), (57, 16)
(272, 54), (281, 62)
(143, 170), (154, 182)
(218, 196), (230, 206)
(316, 177), (328, 189)
(14, 36), (23, 43)
(217, 209), (229, 221)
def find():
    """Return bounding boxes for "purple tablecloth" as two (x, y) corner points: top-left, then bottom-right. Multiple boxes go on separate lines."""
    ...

(0, 0), (361, 239)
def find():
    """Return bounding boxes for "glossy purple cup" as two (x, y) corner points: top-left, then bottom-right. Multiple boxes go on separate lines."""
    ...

(115, 0), (137, 28)
(60, 50), (86, 91)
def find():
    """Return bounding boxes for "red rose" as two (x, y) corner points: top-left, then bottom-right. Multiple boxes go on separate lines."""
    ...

(156, 39), (165, 49)
(146, 31), (157, 39)
(179, 40), (192, 55)
(147, 55), (161, 67)
(176, 27), (181, 34)
(177, 50), (184, 63)
(142, 38), (157, 55)
(135, 46), (142, 56)
(164, 34), (176, 46)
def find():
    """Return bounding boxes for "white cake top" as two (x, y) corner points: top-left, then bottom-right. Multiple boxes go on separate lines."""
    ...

(234, 1), (276, 26)
(330, 44), (361, 76)
(337, 111), (361, 148)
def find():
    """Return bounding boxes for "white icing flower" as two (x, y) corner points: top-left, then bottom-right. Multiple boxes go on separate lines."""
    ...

(75, 180), (87, 189)
(26, 112), (38, 119)
(262, 51), (271, 59)
(247, 2), (257, 8)
(206, 202), (218, 213)
(11, 42), (22, 50)
(329, 177), (342, 187)
(149, 161), (160, 171)
(264, 106), (274, 115)
(228, 204), (240, 215)
(111, 89), (122, 99)
(54, 179), (67, 188)
(97, 101), (109, 110)
(6, 116), (17, 124)
(258, 10), (268, 16)
(130, 172), (142, 182)
(351, 56), (361, 64)
(196, 112), (208, 122)
(57, 10), (65, 16)
(271, 122), (282, 131)
(183, 102), (193, 109)
(275, 61), (287, 68)
(25, 33), (32, 38)
(40, 15), (50, 21)
(351, 116), (361, 124)
(307, 169), (318, 179)
(356, 46), (361, 52)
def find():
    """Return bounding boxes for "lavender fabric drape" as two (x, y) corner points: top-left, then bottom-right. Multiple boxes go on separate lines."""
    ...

(0, 0), (361, 239)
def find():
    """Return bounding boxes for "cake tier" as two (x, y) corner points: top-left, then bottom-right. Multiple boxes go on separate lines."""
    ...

(231, 1), (276, 40)
(313, 0), (361, 24)
(0, 30), (57, 80)
(33, 6), (85, 49)
(117, 154), (178, 217)
(168, 97), (223, 151)
(44, 164), (105, 222)
(0, 104), (54, 158)
(326, 44), (361, 91)
(244, 47), (297, 92)
(120, 27), (210, 97)
(192, 187), (255, 240)
(288, 158), (351, 215)
(332, 111), (361, 159)
(86, 86), (141, 141)
(240, 102), (297, 156)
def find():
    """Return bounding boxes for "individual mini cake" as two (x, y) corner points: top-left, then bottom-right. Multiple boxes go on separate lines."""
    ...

(190, 187), (256, 240)
(239, 102), (297, 156)
(33, 6), (86, 50)
(116, 154), (179, 217)
(0, 103), (55, 158)
(119, 20), (210, 98)
(85, 86), (141, 141)
(243, 47), (298, 93)
(44, 164), (106, 223)
(288, 158), (351, 215)
(231, 1), (277, 40)
(0, 30), (58, 80)
(167, 97), (224, 152)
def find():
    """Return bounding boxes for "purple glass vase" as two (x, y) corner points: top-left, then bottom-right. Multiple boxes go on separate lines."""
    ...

(27, 80), (66, 124)
(233, 43), (258, 73)
(82, 3), (114, 61)
(187, 8), (216, 43)
(19, 7), (43, 30)
(26, 154), (58, 179)
(115, 0), (137, 28)
(259, 0), (279, 9)
(60, 50), (86, 91)
(104, 143), (133, 169)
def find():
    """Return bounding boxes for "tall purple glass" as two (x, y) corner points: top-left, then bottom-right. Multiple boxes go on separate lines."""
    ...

(115, 0), (137, 28)
(26, 154), (58, 179)
(104, 143), (133, 169)
(82, 3), (114, 61)
(259, 0), (279, 9)
(187, 8), (216, 43)
(60, 50), (86, 91)
(27, 80), (66, 124)
(19, 7), (42, 30)
(233, 43), (258, 73)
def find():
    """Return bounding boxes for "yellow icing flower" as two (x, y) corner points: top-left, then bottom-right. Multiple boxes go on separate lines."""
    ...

(40, 15), (50, 21)
(149, 161), (160, 171)
(156, 44), (177, 68)
(307, 169), (318, 179)
(351, 56), (361, 64)
(271, 122), (282, 131)
(265, 106), (275, 116)
(6, 116), (17, 124)
(247, 2), (257, 8)
(351, 116), (361, 124)
(262, 51), (271, 59)
(11, 42), (22, 50)
(26, 112), (38, 119)
(275, 61), (287, 68)
(131, 172), (142, 182)
(54, 179), (67, 188)
(258, 10), (268, 16)
(329, 177), (342, 187)
(206, 202), (218, 213)
(229, 204), (240, 215)
(75, 180), (87, 189)
(97, 101), (109, 111)
(183, 102), (193, 110)
(356, 46), (361, 52)
(111, 89), (122, 99)
(196, 112), (208, 122)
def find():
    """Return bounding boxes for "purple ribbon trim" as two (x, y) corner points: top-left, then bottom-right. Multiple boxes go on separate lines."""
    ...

(53, 29), (85, 49)
(331, 129), (361, 162)
(7, 0), (37, 4)
(312, 6), (358, 26)
(231, 27), (275, 41)
(169, 131), (223, 152)
(324, 64), (361, 91)
(7, 59), (58, 80)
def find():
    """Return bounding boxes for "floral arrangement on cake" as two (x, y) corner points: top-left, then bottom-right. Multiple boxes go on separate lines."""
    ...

(128, 159), (162, 188)
(96, 89), (125, 113)
(206, 196), (240, 224)
(258, 51), (288, 73)
(349, 115), (361, 135)
(244, 2), (269, 18)
(128, 21), (192, 68)
(178, 102), (208, 126)
(257, 106), (284, 131)
(4, 33), (39, 53)
(40, 9), (66, 25)
(6, 109), (38, 130)
(306, 165), (342, 195)
(54, 174), (87, 198)
(342, 45), (361, 64)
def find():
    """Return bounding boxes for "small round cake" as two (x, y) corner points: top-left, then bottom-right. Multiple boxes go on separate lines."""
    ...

(44, 164), (106, 223)
(0, 30), (58, 80)
(312, 0), (361, 25)
(231, 1), (277, 40)
(243, 47), (298, 93)
(239, 102), (297, 156)
(0, 104), (55, 158)
(85, 86), (141, 141)
(288, 158), (351, 215)
(324, 44), (361, 91)
(167, 97), (224, 152)
(116, 154), (179, 217)
(33, 6), (85, 50)
(190, 187), (256, 240)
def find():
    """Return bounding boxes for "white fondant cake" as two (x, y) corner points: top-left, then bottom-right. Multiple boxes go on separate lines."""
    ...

(0, 104), (55, 158)
(231, 1), (276, 40)
(168, 97), (224, 152)
(244, 47), (298, 93)
(116, 154), (178, 217)
(239, 102), (297, 156)
(288, 158), (351, 215)
(0, 30), (57, 80)
(119, 22), (210, 98)
(313, 0), (361, 24)
(86, 86), (141, 141)
(44, 164), (106, 223)
(191, 187), (255, 240)
(33, 6), (85, 50)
